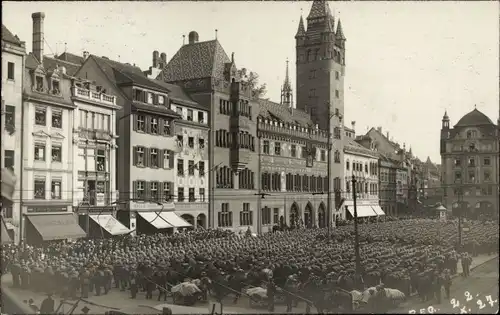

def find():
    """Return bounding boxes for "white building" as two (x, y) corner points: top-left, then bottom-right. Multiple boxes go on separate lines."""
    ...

(342, 130), (384, 220)
(71, 79), (126, 236)
(1, 25), (26, 242)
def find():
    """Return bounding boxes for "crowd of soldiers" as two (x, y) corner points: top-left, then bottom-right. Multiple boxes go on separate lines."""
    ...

(1, 218), (498, 313)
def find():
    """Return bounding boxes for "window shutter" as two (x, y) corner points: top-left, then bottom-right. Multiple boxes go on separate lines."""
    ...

(132, 146), (137, 166)
(153, 94), (158, 105)
(169, 181), (175, 202)
(132, 181), (137, 200)
(146, 116), (151, 134)
(158, 119), (164, 135)
(133, 113), (138, 131)
(229, 211), (233, 227)
(158, 181), (164, 202)
(169, 150), (174, 168)
(158, 149), (164, 168)
(249, 211), (253, 225)
(144, 181), (150, 201)
(144, 148), (150, 167)
(239, 212), (242, 226)
(218, 212), (222, 227)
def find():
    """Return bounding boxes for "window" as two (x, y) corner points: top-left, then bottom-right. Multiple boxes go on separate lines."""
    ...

(158, 95), (165, 105)
(150, 149), (159, 168)
(199, 161), (205, 176)
(7, 62), (15, 80)
(199, 188), (205, 202)
(135, 181), (145, 199)
(484, 171), (491, 181)
(34, 143), (46, 161)
(177, 187), (185, 202)
(162, 119), (171, 136)
(273, 208), (279, 224)
(290, 145), (296, 157)
(199, 138), (205, 149)
(218, 203), (232, 227)
(135, 147), (145, 167)
(34, 179), (46, 199)
(50, 110), (63, 128)
(151, 117), (158, 134)
(484, 157), (491, 166)
(198, 111), (204, 123)
(469, 143), (476, 151)
(189, 188), (195, 202)
(177, 159), (184, 176)
(346, 160), (350, 170)
(2, 206), (13, 219)
(321, 150), (326, 162)
(335, 71), (340, 80)
(147, 92), (153, 104)
(163, 150), (171, 169)
(187, 109), (193, 121)
(274, 142), (281, 155)
(335, 90), (340, 98)
(4, 150), (14, 170)
(51, 145), (62, 162)
(51, 80), (60, 94)
(309, 69), (316, 79)
(176, 135), (183, 147)
(136, 115), (146, 132)
(188, 160), (195, 175)
(35, 107), (47, 125)
(240, 203), (252, 226)
(468, 171), (475, 182)
(176, 106), (183, 116)
(188, 137), (194, 148)
(263, 140), (270, 154)
(365, 164), (369, 173)
(35, 76), (44, 91)
(334, 127), (341, 139)
(161, 182), (172, 202)
(150, 182), (159, 201)
(51, 180), (62, 199)
(4, 105), (15, 129)
(334, 150), (340, 163)
(454, 158), (461, 166)
(468, 158), (475, 167)
(261, 207), (271, 225)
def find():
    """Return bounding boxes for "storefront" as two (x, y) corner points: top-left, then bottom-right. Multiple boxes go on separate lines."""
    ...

(24, 212), (87, 245)
(76, 207), (130, 238)
(129, 201), (192, 235)
(1, 167), (17, 242)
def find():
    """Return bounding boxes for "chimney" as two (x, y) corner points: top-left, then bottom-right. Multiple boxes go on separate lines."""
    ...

(32, 12), (46, 63)
(386, 131), (390, 139)
(160, 52), (167, 65)
(153, 50), (159, 68)
(377, 126), (382, 133)
(83, 51), (90, 60)
(188, 31), (199, 44)
(351, 121), (356, 130)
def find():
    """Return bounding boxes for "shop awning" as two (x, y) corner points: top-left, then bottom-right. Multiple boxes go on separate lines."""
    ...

(26, 213), (86, 241)
(89, 214), (130, 235)
(137, 212), (174, 229)
(346, 205), (377, 218)
(161, 212), (192, 228)
(1, 217), (13, 244)
(371, 205), (385, 216)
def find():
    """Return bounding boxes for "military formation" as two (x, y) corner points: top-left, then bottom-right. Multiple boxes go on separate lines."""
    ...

(1, 218), (498, 313)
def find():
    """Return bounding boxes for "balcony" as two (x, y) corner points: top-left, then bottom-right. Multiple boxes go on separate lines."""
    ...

(78, 128), (112, 141)
(73, 87), (116, 105)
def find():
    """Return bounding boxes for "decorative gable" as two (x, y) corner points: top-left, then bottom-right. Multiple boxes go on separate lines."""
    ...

(51, 132), (65, 140)
(32, 130), (50, 138)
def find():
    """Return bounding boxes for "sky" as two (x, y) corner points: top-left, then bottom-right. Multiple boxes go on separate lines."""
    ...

(3, 1), (499, 163)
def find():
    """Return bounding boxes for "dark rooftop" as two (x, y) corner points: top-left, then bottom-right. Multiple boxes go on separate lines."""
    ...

(1, 24), (22, 46)
(454, 108), (495, 127)
(258, 99), (313, 127)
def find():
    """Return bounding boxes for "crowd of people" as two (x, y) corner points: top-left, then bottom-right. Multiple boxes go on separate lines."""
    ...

(1, 217), (498, 313)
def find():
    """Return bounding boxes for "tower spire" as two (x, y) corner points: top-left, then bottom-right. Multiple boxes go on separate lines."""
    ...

(295, 15), (306, 38)
(336, 19), (345, 40)
(281, 58), (293, 108)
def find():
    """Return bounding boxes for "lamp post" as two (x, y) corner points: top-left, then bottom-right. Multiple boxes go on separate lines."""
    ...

(351, 175), (361, 274)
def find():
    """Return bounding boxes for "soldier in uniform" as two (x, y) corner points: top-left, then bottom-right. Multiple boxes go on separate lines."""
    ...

(80, 268), (90, 298)
(267, 278), (276, 312)
(104, 267), (113, 294)
(94, 267), (103, 296)
(20, 265), (30, 289)
(284, 275), (297, 312)
(130, 271), (138, 299)
(433, 271), (442, 304)
(11, 262), (21, 288)
(442, 269), (452, 300)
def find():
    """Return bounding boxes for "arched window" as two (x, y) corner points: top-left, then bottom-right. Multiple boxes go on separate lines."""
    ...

(346, 160), (350, 170)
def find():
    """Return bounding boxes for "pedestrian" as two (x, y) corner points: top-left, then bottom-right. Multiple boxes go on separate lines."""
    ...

(433, 271), (442, 304)
(443, 269), (452, 300)
(40, 293), (55, 314)
(130, 273), (138, 299)
(267, 278), (276, 312)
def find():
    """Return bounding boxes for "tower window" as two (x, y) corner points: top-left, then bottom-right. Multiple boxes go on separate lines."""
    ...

(335, 90), (340, 98)
(335, 71), (340, 80)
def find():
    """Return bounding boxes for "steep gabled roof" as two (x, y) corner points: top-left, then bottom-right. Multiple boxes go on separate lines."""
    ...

(258, 99), (313, 127)
(43, 56), (81, 76)
(344, 137), (378, 157)
(56, 52), (84, 65)
(1, 24), (22, 46)
(160, 40), (231, 82)
(152, 80), (202, 108)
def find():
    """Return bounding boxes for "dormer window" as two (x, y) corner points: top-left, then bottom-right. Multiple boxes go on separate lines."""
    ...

(176, 106), (183, 116)
(35, 76), (44, 91)
(147, 92), (153, 104)
(52, 80), (60, 95)
(198, 111), (204, 123)
(158, 95), (165, 105)
(187, 109), (193, 121)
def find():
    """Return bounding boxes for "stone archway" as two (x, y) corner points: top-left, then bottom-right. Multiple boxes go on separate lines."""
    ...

(196, 213), (207, 229)
(304, 202), (314, 228)
(181, 214), (195, 226)
(290, 203), (299, 227)
(318, 203), (326, 228)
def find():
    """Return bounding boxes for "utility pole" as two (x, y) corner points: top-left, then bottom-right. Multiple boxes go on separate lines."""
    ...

(326, 104), (332, 238)
(352, 175), (361, 274)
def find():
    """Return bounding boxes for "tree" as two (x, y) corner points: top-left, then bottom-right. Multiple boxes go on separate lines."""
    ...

(238, 68), (267, 98)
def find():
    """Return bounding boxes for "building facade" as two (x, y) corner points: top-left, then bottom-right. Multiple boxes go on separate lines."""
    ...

(70, 79), (120, 231)
(76, 54), (193, 233)
(378, 154), (398, 216)
(1, 25), (26, 242)
(440, 109), (499, 219)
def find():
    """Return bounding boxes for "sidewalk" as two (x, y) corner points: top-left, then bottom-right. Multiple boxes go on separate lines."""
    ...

(454, 254), (497, 278)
